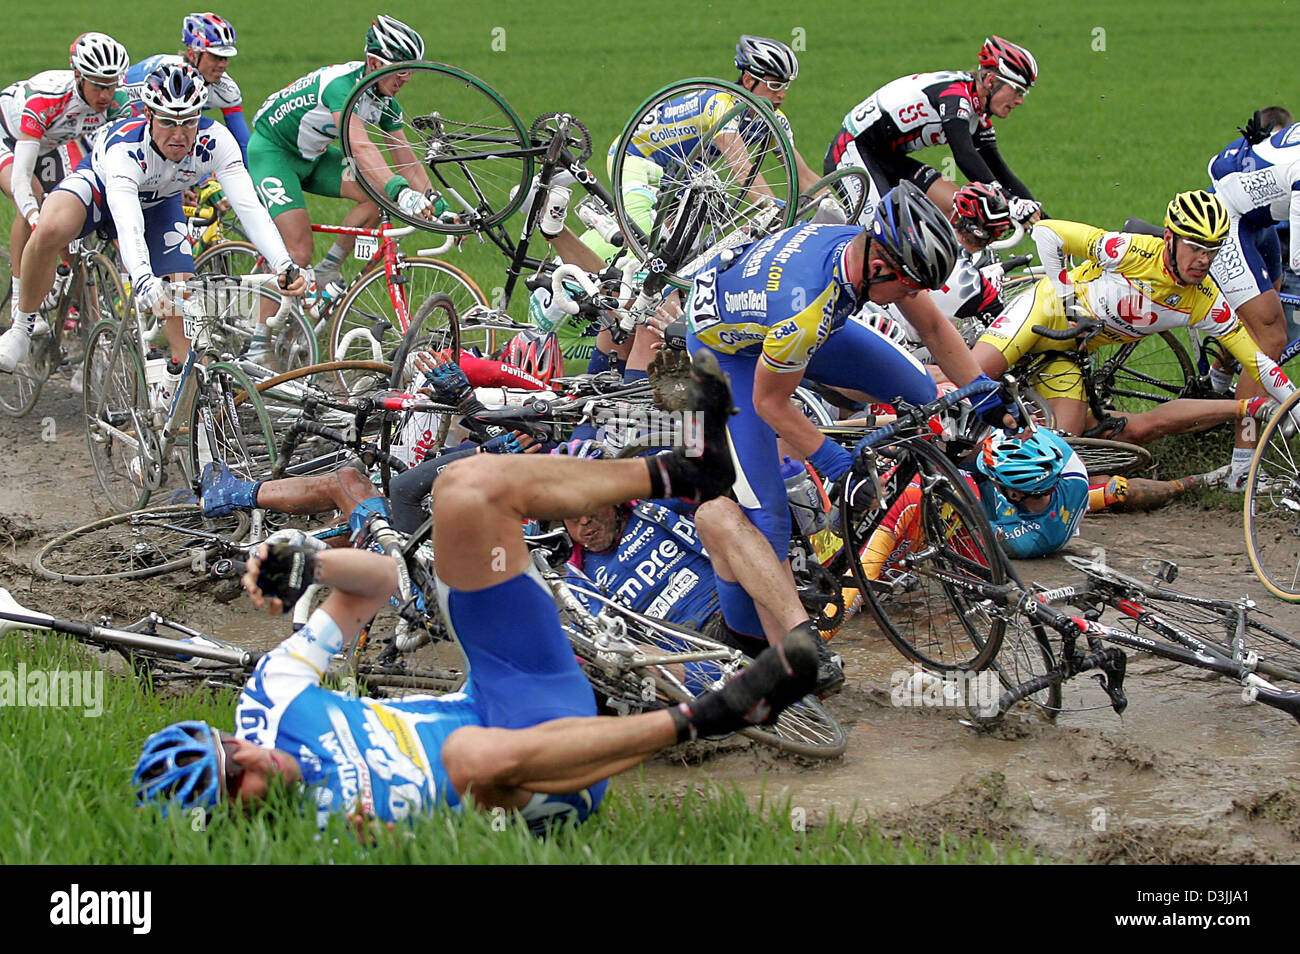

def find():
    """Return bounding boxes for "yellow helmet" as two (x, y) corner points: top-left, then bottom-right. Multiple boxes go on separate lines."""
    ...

(1164, 190), (1230, 244)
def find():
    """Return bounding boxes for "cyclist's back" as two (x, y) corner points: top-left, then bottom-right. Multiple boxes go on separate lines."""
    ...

(623, 86), (794, 172)
(253, 61), (401, 161)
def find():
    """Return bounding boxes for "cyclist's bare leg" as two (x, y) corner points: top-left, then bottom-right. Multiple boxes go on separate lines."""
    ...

(1049, 396), (1089, 435)
(550, 227), (606, 273)
(924, 177), (958, 216)
(252, 465), (375, 516)
(272, 208), (316, 268)
(1232, 291), (1287, 453)
(1090, 473), (1204, 513)
(695, 496), (808, 641)
(16, 190), (85, 312)
(0, 164), (43, 283)
(1121, 398), (1259, 445)
(336, 178), (381, 258)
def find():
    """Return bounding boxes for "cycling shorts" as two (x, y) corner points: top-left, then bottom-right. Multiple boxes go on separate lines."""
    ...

(976, 279), (1088, 402)
(688, 316), (935, 557)
(605, 140), (662, 238)
(823, 129), (942, 222)
(0, 135), (84, 191)
(1211, 215), (1283, 308)
(52, 167), (193, 275)
(246, 130), (346, 217)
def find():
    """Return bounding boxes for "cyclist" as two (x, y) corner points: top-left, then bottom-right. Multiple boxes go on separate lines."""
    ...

(685, 182), (1019, 685)
(971, 192), (1297, 447)
(1208, 113), (1300, 488)
(135, 353), (819, 829)
(0, 33), (131, 327)
(124, 13), (249, 160)
(2, 63), (303, 377)
(247, 15), (436, 292)
(825, 35), (1042, 225)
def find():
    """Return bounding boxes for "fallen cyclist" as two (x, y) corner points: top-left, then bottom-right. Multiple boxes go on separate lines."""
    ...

(136, 351), (819, 831)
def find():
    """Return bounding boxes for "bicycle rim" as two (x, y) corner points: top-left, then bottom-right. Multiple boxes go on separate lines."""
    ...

(1245, 388), (1300, 602)
(83, 319), (151, 512)
(0, 247), (49, 416)
(1094, 331), (1196, 412)
(1064, 436), (1152, 478)
(33, 505), (249, 582)
(989, 561), (1061, 717)
(190, 362), (277, 484)
(792, 167), (870, 226)
(340, 62), (533, 233)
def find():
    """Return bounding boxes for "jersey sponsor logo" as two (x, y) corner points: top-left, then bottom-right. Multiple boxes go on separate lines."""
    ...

(723, 289), (767, 312)
(126, 145), (147, 172)
(1164, 293), (1182, 306)
(193, 134), (216, 163)
(1267, 364), (1291, 390)
(1240, 167), (1286, 206)
(1102, 235), (1127, 260)
(263, 92), (317, 126)
(717, 327), (766, 347)
(1209, 300), (1233, 324)
(896, 101), (930, 127)
(771, 319), (799, 340)
(257, 176), (291, 206)
(1115, 294), (1159, 327)
(162, 225), (193, 257)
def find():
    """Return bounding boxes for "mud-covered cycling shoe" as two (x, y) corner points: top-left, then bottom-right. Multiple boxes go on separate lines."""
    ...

(813, 636), (845, 698)
(673, 625), (819, 739)
(199, 461), (260, 518)
(646, 349), (736, 504)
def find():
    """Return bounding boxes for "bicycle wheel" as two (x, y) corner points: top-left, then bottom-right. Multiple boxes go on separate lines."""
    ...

(326, 257), (478, 391)
(987, 561), (1061, 718)
(1245, 388), (1300, 602)
(612, 78), (796, 288)
(390, 293), (463, 388)
(842, 440), (1005, 671)
(1093, 331), (1197, 413)
(339, 62), (533, 233)
(33, 505), (250, 582)
(189, 361), (278, 485)
(792, 167), (869, 226)
(1064, 436), (1152, 478)
(192, 239), (265, 277)
(0, 247), (50, 417)
(83, 319), (152, 512)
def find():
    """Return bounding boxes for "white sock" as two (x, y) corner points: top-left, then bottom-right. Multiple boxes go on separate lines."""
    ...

(1209, 366), (1234, 393)
(1231, 446), (1253, 480)
(10, 310), (37, 336)
(10, 276), (19, 316)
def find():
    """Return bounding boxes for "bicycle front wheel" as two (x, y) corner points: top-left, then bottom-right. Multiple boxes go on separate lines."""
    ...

(340, 62), (533, 233)
(326, 257), (479, 390)
(1093, 331), (1197, 413)
(842, 441), (1005, 671)
(189, 361), (277, 485)
(0, 247), (49, 417)
(1245, 388), (1300, 602)
(83, 319), (152, 512)
(33, 505), (250, 582)
(792, 167), (870, 226)
(1064, 436), (1152, 478)
(612, 79), (796, 288)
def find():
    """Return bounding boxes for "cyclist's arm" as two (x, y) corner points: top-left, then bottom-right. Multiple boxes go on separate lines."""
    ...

(792, 145), (821, 193)
(973, 127), (1033, 200)
(9, 135), (41, 223)
(1031, 219), (1120, 299)
(935, 87), (1000, 185)
(340, 109), (432, 202)
(710, 127), (775, 200)
(752, 361), (828, 458)
(376, 126), (434, 194)
(1210, 308), (1297, 404)
(221, 107), (251, 162)
(205, 128), (295, 273)
(101, 158), (154, 291)
(1289, 175), (1300, 275)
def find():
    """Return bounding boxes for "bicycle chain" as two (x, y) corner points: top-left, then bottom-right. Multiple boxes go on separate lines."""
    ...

(529, 113), (593, 163)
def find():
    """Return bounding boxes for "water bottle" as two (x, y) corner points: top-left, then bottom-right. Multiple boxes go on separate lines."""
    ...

(539, 185), (572, 238)
(574, 195), (624, 247)
(527, 286), (571, 335)
(309, 280), (346, 320)
(144, 351), (173, 412)
(782, 457), (831, 537)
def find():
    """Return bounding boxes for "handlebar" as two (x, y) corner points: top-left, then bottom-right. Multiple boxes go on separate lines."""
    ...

(853, 377), (999, 453)
(1031, 313), (1102, 341)
(988, 219), (1026, 250)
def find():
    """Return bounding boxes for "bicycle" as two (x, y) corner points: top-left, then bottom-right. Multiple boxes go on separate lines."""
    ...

(1244, 383), (1300, 601)
(0, 239), (127, 417)
(81, 274), (285, 512)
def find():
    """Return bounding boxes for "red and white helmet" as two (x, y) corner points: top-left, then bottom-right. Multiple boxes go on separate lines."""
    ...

(978, 36), (1038, 91)
(69, 32), (130, 83)
(951, 183), (1015, 242)
(502, 328), (562, 387)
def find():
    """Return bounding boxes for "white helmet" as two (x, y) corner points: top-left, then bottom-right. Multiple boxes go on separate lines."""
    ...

(69, 32), (130, 83)
(734, 35), (799, 82)
(140, 62), (209, 118)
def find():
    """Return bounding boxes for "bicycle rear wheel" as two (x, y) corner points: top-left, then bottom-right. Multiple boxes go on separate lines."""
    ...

(842, 440), (1005, 671)
(33, 505), (249, 582)
(1064, 436), (1152, 478)
(0, 247), (51, 417)
(612, 79), (796, 288)
(340, 62), (533, 233)
(1245, 388), (1300, 602)
(189, 361), (277, 485)
(83, 319), (152, 512)
(988, 561), (1062, 718)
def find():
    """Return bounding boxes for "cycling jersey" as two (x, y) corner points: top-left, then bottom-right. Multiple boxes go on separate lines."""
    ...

(53, 115), (292, 286)
(826, 72), (1033, 208)
(873, 248), (1003, 359)
(253, 62), (401, 161)
(978, 220), (1296, 405)
(0, 70), (131, 153)
(972, 432), (1089, 559)
(237, 567), (604, 830)
(622, 88), (795, 173)
(1208, 123), (1300, 304)
(567, 501), (719, 629)
(124, 54), (249, 156)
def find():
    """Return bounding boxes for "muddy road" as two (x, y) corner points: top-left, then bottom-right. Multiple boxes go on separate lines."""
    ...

(3, 380), (1298, 862)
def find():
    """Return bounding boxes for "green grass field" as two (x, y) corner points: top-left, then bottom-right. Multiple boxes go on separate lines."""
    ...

(0, 0), (1283, 862)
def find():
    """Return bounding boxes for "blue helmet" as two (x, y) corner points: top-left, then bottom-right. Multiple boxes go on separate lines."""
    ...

(871, 181), (960, 290)
(140, 62), (208, 118)
(134, 720), (234, 814)
(976, 430), (1067, 494)
(182, 12), (238, 57)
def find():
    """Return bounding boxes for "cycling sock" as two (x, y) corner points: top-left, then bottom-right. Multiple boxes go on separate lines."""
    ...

(319, 243), (347, 272)
(1231, 446), (1253, 481)
(671, 625), (818, 741)
(1209, 366), (1234, 393)
(10, 277), (19, 313)
(10, 310), (37, 336)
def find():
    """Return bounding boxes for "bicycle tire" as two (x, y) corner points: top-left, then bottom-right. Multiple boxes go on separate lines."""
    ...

(611, 78), (796, 288)
(1093, 331), (1198, 413)
(33, 505), (250, 582)
(193, 238), (264, 276)
(326, 257), (480, 392)
(390, 293), (463, 388)
(189, 361), (278, 484)
(339, 62), (533, 233)
(792, 167), (869, 226)
(842, 439), (1005, 671)
(82, 318), (152, 512)
(1245, 387), (1300, 602)
(987, 559), (1062, 718)
(0, 246), (47, 417)
(1064, 435), (1152, 478)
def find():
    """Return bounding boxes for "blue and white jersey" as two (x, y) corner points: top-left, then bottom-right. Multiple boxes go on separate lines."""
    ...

(973, 436), (1089, 559)
(235, 618), (480, 826)
(570, 501), (719, 629)
(1209, 124), (1300, 273)
(86, 114), (290, 284)
(124, 54), (244, 113)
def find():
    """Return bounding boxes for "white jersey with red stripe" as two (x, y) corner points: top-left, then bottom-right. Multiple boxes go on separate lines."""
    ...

(841, 71), (989, 153)
(0, 70), (131, 151)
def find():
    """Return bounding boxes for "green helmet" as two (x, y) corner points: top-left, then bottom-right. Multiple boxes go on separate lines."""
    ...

(365, 14), (425, 62)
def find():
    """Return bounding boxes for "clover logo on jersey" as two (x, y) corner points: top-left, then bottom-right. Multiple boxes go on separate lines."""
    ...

(193, 135), (216, 163)
(126, 146), (147, 172)
(258, 176), (291, 207)
(162, 224), (194, 258)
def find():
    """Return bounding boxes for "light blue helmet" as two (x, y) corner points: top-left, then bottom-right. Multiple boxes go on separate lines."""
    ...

(134, 720), (232, 814)
(976, 430), (1067, 494)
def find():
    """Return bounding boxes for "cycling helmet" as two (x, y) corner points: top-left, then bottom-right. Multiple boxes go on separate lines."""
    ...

(734, 35), (799, 82)
(182, 12), (238, 57)
(502, 328), (562, 386)
(951, 183), (1015, 242)
(69, 32), (130, 83)
(871, 181), (961, 290)
(140, 62), (209, 118)
(1164, 190), (1230, 245)
(859, 307), (912, 348)
(978, 36), (1038, 90)
(976, 430), (1066, 494)
(133, 720), (233, 814)
(365, 15), (426, 63)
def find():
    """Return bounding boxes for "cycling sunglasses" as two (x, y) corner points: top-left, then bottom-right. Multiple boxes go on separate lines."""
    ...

(1177, 236), (1223, 260)
(81, 77), (120, 92)
(873, 250), (927, 291)
(154, 115), (201, 129)
(368, 54), (412, 77)
(219, 737), (246, 799)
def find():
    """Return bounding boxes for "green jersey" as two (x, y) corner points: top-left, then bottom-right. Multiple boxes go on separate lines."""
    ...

(252, 61), (401, 160)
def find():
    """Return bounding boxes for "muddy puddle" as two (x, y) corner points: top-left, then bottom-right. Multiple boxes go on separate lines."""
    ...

(3, 386), (1299, 862)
